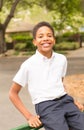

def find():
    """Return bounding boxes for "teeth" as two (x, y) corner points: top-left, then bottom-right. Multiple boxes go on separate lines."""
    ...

(43, 43), (50, 47)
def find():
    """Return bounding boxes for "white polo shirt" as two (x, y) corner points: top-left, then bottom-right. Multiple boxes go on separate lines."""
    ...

(13, 50), (67, 104)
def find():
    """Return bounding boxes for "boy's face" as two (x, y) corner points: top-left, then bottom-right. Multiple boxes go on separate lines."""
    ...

(33, 26), (55, 57)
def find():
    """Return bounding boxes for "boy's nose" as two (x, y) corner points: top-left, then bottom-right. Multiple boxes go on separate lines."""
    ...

(43, 36), (48, 40)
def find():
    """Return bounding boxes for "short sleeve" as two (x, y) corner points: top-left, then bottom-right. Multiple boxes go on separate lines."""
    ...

(62, 56), (67, 77)
(13, 63), (28, 87)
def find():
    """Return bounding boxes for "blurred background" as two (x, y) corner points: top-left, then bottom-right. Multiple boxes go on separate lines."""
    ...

(0, 0), (84, 55)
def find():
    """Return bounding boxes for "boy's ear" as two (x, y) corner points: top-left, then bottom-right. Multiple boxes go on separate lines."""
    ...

(33, 39), (37, 46)
(54, 38), (56, 45)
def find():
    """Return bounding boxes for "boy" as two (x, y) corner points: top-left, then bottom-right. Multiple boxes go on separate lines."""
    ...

(9, 21), (84, 130)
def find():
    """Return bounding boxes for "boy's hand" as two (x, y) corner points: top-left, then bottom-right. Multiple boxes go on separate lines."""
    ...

(74, 101), (84, 112)
(28, 115), (42, 128)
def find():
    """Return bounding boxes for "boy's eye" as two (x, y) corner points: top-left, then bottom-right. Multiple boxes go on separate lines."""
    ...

(38, 35), (43, 38)
(37, 33), (53, 38)
(48, 35), (52, 37)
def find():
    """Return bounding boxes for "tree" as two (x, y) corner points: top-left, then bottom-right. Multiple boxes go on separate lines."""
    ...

(0, 0), (84, 54)
(81, 0), (84, 15)
(0, 0), (21, 53)
(41, 0), (84, 34)
(0, 0), (40, 54)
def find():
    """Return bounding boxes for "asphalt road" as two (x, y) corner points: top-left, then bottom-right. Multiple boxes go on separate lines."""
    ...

(0, 54), (84, 130)
(67, 57), (84, 75)
(0, 56), (84, 75)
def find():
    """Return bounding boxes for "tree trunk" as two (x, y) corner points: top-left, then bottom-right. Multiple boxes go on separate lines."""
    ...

(0, 0), (21, 54)
(0, 24), (6, 54)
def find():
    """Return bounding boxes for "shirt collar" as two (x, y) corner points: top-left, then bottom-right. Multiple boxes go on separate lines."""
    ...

(35, 50), (55, 61)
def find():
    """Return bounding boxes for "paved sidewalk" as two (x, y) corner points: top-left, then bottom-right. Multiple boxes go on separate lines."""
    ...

(67, 44), (84, 58)
(0, 46), (84, 130)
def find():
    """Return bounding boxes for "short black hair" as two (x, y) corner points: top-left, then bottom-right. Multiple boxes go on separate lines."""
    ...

(32, 21), (55, 39)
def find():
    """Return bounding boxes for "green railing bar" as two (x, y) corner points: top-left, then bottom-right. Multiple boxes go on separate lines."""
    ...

(10, 124), (43, 130)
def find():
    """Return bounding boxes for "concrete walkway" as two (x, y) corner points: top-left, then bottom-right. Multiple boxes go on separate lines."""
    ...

(67, 44), (84, 58)
(0, 46), (84, 130)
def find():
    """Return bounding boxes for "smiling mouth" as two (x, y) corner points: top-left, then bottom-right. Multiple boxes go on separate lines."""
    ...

(42, 43), (50, 47)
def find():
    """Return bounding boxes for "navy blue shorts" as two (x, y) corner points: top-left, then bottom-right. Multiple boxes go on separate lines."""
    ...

(35, 95), (84, 130)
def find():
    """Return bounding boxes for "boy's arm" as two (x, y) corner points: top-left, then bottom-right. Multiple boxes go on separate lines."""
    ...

(62, 77), (84, 112)
(9, 82), (42, 128)
(74, 100), (84, 112)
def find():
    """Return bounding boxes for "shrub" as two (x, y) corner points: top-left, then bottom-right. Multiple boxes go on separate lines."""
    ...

(14, 43), (27, 51)
(10, 33), (32, 42)
(54, 42), (80, 51)
(10, 33), (36, 51)
(14, 42), (36, 51)
(26, 40), (36, 51)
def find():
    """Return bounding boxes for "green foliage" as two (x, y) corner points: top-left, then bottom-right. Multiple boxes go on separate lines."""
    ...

(14, 42), (36, 51)
(9, 32), (82, 52)
(80, 32), (84, 41)
(43, 0), (81, 14)
(0, 0), (40, 23)
(13, 50), (20, 56)
(10, 33), (36, 51)
(54, 42), (80, 51)
(10, 33), (32, 42)
(56, 31), (84, 44)
(1, 0), (84, 31)
(0, 0), (84, 54)
(13, 38), (36, 51)
(14, 43), (27, 51)
(44, 0), (84, 32)
(26, 40), (36, 51)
